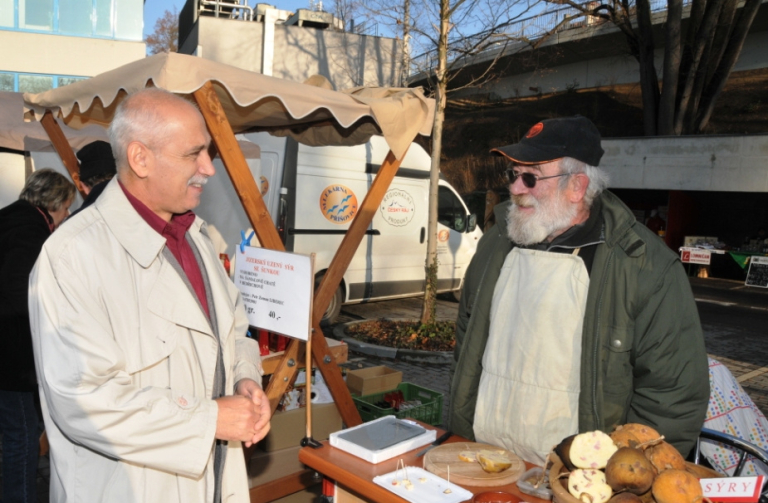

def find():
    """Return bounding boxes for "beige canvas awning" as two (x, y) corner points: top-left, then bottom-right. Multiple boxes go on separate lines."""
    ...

(0, 92), (107, 153)
(22, 52), (434, 160)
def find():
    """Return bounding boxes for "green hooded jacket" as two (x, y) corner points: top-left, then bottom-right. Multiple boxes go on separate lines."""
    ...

(450, 190), (709, 456)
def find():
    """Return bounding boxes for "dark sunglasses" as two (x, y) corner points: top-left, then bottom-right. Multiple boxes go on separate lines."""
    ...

(505, 168), (570, 188)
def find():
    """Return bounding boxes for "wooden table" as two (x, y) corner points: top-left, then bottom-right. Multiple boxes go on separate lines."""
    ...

(298, 426), (549, 503)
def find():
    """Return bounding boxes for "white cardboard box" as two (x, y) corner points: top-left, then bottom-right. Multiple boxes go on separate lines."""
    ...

(329, 416), (436, 464)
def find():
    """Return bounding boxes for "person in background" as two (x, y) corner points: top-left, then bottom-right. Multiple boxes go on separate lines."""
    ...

(69, 140), (117, 218)
(29, 88), (269, 503)
(0, 168), (75, 503)
(450, 116), (709, 466)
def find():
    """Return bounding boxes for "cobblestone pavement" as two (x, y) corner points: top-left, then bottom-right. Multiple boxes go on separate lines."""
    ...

(5, 279), (768, 501)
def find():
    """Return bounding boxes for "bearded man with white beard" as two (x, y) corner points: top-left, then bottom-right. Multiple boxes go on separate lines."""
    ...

(449, 116), (709, 466)
(29, 88), (269, 503)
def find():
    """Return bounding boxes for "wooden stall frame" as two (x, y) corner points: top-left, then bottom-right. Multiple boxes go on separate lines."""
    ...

(39, 81), (413, 432)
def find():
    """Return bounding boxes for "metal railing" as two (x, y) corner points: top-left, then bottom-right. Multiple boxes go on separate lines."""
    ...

(199, 0), (254, 21)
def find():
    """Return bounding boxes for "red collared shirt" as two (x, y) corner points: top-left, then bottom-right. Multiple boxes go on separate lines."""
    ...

(119, 182), (210, 318)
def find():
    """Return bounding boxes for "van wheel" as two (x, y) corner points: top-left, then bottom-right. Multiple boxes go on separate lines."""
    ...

(316, 274), (343, 326)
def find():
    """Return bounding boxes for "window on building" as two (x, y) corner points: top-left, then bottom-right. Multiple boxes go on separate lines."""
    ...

(58, 76), (86, 87)
(115, 0), (141, 41)
(59, 0), (93, 35)
(19, 74), (54, 93)
(94, 0), (113, 37)
(19, 0), (54, 31)
(4, 0), (142, 40)
(0, 0), (13, 27)
(0, 74), (15, 91)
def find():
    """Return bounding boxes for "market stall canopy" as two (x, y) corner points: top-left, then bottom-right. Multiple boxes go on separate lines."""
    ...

(0, 92), (107, 152)
(22, 52), (434, 160)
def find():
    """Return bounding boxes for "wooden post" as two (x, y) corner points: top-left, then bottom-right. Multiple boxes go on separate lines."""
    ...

(40, 111), (86, 198)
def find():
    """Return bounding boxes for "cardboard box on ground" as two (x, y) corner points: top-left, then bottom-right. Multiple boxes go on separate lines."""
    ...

(346, 366), (403, 397)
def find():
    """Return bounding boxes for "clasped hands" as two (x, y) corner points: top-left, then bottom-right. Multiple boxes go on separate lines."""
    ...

(215, 378), (271, 447)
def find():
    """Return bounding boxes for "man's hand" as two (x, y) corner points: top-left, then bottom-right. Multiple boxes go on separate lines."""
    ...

(215, 382), (271, 446)
(235, 378), (271, 447)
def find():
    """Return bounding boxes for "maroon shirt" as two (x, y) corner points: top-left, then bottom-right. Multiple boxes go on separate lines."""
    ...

(119, 182), (210, 318)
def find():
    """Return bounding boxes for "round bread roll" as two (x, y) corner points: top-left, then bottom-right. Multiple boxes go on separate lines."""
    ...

(568, 469), (613, 503)
(570, 430), (619, 469)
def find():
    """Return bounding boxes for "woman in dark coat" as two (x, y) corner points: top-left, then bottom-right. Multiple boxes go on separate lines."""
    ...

(0, 168), (75, 503)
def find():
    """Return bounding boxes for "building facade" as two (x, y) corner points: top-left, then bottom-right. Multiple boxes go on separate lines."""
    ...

(0, 0), (145, 93)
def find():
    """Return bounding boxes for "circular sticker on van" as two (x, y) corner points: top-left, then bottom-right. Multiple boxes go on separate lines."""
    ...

(380, 189), (415, 227)
(259, 176), (269, 196)
(320, 184), (358, 224)
(438, 229), (450, 242)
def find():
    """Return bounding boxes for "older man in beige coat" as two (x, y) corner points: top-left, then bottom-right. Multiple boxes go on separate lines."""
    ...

(29, 89), (270, 502)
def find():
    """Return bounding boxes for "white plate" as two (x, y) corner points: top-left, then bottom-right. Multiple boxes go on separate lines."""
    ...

(373, 466), (474, 503)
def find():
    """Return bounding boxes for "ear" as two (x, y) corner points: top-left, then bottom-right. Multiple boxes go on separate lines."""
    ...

(126, 141), (151, 179)
(567, 172), (589, 203)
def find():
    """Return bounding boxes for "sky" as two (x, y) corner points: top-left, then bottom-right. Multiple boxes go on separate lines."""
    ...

(143, 0), (316, 38)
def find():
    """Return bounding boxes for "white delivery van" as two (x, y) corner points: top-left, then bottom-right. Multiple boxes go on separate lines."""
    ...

(197, 132), (482, 323)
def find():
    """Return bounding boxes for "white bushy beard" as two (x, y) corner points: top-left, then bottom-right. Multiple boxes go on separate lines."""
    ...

(506, 189), (577, 245)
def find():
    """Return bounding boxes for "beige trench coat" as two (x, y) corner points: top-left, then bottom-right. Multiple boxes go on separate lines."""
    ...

(29, 180), (263, 503)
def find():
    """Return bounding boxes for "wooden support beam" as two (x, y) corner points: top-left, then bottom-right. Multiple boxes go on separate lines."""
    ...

(193, 82), (284, 251)
(40, 111), (86, 199)
(192, 82), (363, 427)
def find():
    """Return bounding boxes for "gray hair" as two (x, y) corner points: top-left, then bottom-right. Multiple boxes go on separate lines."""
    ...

(19, 168), (76, 212)
(558, 157), (610, 206)
(108, 88), (199, 171)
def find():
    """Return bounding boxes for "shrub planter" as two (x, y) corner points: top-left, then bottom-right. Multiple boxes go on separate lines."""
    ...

(333, 320), (454, 364)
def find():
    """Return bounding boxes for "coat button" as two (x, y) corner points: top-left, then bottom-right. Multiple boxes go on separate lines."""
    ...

(612, 339), (622, 348)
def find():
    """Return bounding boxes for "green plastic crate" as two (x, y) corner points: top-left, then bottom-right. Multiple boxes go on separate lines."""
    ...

(352, 382), (443, 426)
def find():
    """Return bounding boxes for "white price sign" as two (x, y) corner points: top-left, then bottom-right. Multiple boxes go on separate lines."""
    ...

(680, 247), (712, 265)
(234, 246), (313, 341)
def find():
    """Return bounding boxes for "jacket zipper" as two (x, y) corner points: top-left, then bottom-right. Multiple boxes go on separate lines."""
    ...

(591, 251), (613, 428)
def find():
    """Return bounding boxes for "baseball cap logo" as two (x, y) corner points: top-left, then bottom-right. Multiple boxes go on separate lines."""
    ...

(525, 122), (544, 138)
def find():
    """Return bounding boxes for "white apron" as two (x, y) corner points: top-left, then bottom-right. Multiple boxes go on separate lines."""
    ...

(473, 247), (590, 465)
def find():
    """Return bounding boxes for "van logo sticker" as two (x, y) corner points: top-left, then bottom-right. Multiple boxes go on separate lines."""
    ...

(259, 176), (269, 196)
(438, 230), (450, 242)
(380, 189), (415, 227)
(320, 184), (358, 224)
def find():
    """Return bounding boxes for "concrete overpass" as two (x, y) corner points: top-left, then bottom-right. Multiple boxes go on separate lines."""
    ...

(409, 0), (768, 100)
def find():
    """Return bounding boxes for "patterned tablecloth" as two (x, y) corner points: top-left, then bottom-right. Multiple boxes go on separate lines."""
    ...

(702, 358), (768, 476)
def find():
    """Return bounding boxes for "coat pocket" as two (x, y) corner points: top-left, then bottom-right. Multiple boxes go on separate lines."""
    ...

(601, 326), (633, 396)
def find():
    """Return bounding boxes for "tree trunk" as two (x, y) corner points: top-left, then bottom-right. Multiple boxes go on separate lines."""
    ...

(401, 0), (411, 86)
(635, 0), (660, 136)
(420, 0), (450, 325)
(657, 0), (682, 135)
(674, 0), (724, 134)
(694, 0), (761, 132)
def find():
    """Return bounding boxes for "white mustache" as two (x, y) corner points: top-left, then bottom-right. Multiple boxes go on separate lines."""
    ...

(512, 194), (538, 208)
(188, 175), (209, 186)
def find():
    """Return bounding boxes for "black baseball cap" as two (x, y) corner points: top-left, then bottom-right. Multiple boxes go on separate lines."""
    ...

(76, 140), (116, 182)
(491, 115), (604, 167)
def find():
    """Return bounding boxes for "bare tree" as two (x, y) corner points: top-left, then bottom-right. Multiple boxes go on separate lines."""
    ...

(360, 0), (548, 324)
(551, 0), (761, 135)
(145, 8), (180, 55)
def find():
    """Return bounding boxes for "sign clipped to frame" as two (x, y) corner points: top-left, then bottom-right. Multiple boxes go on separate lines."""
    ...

(234, 246), (314, 340)
(745, 255), (768, 289)
(680, 247), (712, 265)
